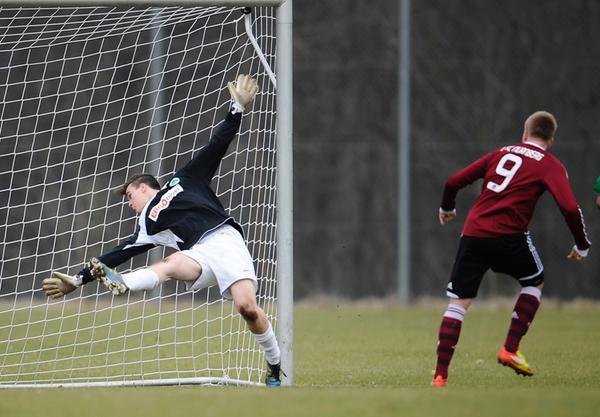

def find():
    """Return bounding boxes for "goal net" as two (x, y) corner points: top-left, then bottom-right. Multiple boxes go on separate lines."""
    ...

(0, 4), (281, 387)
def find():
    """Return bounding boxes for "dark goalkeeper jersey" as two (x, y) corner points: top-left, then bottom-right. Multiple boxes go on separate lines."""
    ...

(98, 109), (244, 268)
(440, 141), (591, 250)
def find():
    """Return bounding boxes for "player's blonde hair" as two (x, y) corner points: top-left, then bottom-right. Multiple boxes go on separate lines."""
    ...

(524, 111), (557, 141)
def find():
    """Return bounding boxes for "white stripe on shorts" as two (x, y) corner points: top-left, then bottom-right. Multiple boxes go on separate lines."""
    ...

(519, 232), (544, 281)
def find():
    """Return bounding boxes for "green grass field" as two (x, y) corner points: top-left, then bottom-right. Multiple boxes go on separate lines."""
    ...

(1, 302), (599, 417)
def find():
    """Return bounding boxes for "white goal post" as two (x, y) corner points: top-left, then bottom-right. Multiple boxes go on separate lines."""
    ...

(0, 0), (293, 387)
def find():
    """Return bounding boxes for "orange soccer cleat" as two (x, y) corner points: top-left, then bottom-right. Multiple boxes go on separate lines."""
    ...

(431, 375), (447, 387)
(497, 346), (534, 376)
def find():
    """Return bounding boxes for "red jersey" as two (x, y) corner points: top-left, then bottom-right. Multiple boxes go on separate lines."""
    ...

(440, 141), (591, 250)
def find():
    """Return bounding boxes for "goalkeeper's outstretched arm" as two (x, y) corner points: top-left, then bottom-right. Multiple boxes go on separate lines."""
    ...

(182, 74), (259, 181)
(42, 238), (154, 299)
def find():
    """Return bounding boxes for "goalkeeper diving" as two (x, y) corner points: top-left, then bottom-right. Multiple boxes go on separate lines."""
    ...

(42, 74), (284, 387)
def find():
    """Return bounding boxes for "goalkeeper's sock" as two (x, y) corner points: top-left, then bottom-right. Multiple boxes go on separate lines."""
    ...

(434, 304), (466, 379)
(253, 322), (281, 365)
(121, 269), (160, 292)
(504, 286), (541, 353)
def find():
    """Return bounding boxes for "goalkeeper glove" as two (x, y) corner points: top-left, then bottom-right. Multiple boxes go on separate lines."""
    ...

(227, 74), (259, 112)
(42, 271), (82, 300)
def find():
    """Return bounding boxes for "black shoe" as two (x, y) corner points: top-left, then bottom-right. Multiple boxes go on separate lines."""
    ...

(265, 362), (285, 387)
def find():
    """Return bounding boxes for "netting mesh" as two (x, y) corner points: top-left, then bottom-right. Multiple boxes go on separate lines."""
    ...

(0, 6), (277, 386)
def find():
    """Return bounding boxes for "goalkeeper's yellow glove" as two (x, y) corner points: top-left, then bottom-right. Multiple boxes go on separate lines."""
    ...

(42, 271), (81, 300)
(227, 74), (259, 112)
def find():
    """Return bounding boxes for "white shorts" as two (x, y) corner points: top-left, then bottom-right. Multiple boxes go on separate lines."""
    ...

(179, 224), (257, 299)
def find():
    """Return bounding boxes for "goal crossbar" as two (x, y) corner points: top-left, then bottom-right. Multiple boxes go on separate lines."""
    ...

(3, 1), (286, 7)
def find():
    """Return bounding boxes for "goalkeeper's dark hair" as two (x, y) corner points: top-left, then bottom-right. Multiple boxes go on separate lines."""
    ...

(115, 173), (160, 195)
(524, 111), (557, 141)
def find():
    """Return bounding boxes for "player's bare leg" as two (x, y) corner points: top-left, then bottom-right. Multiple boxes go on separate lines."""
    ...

(229, 279), (269, 333)
(229, 279), (283, 386)
(148, 253), (202, 283)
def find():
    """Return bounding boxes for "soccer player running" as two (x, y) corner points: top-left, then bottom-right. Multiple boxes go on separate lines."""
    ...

(42, 74), (284, 387)
(431, 111), (591, 387)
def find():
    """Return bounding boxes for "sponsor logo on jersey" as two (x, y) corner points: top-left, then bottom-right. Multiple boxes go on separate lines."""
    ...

(501, 145), (544, 161)
(149, 184), (183, 221)
(169, 177), (180, 187)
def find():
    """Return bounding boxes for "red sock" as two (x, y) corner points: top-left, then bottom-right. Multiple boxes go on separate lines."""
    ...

(435, 305), (465, 379)
(504, 288), (541, 353)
